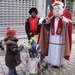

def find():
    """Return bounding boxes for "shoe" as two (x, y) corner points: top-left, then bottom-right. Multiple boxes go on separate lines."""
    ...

(51, 65), (59, 68)
(14, 70), (18, 75)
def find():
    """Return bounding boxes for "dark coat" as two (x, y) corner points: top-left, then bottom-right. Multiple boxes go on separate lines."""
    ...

(4, 37), (24, 68)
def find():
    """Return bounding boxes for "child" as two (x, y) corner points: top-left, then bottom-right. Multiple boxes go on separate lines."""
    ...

(4, 27), (24, 75)
(28, 36), (41, 57)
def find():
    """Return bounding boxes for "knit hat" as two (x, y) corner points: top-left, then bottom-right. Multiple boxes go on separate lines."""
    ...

(51, 0), (64, 7)
(6, 27), (17, 38)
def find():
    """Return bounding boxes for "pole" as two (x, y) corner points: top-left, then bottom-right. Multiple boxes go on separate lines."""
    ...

(59, 20), (64, 73)
(59, 0), (66, 73)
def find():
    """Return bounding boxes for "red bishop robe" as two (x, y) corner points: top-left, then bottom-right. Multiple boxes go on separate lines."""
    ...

(38, 8), (72, 60)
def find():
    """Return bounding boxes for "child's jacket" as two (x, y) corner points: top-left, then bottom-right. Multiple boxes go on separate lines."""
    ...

(4, 37), (24, 68)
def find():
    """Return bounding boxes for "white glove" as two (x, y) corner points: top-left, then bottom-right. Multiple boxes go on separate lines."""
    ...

(38, 18), (45, 25)
(63, 16), (69, 26)
(63, 16), (68, 23)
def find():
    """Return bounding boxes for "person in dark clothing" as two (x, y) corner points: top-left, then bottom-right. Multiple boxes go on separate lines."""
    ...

(25, 7), (41, 49)
(4, 27), (24, 75)
(0, 40), (4, 51)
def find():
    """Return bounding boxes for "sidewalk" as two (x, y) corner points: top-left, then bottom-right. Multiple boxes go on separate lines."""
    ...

(0, 34), (75, 75)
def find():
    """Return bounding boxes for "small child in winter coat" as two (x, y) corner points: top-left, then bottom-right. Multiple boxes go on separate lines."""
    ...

(4, 27), (24, 75)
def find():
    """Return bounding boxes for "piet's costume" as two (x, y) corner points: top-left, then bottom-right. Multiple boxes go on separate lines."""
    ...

(25, 7), (41, 38)
(25, 16), (41, 49)
(25, 8), (41, 49)
(38, 8), (72, 67)
(25, 16), (41, 38)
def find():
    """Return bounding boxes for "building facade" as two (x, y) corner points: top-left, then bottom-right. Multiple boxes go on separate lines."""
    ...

(0, 0), (75, 39)
(0, 0), (36, 39)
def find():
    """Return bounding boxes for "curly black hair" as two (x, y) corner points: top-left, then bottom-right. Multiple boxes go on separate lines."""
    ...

(29, 7), (38, 15)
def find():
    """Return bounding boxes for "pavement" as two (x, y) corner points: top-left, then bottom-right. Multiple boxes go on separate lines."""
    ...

(0, 29), (75, 75)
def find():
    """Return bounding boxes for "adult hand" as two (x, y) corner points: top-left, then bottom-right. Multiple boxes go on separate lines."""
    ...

(39, 18), (46, 24)
(63, 16), (68, 23)
(62, 16), (69, 26)
(29, 32), (34, 39)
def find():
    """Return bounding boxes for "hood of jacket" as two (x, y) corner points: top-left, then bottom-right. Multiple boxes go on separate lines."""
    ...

(4, 37), (18, 45)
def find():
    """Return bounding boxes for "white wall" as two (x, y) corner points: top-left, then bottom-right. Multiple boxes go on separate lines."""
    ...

(36, 0), (46, 18)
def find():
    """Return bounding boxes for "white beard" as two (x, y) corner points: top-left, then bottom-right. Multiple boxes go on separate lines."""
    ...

(53, 5), (64, 17)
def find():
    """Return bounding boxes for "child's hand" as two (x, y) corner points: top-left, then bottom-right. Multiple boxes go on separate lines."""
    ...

(31, 42), (37, 50)
(19, 45), (24, 50)
(38, 49), (41, 52)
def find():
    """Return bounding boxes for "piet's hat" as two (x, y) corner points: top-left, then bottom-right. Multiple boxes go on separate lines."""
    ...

(29, 7), (38, 15)
(51, 0), (63, 7)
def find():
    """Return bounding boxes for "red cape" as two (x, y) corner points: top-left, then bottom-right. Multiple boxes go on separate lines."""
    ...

(63, 9), (72, 60)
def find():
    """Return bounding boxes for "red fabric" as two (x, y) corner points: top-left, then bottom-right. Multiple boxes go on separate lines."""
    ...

(25, 20), (28, 23)
(51, 17), (62, 35)
(42, 53), (48, 56)
(64, 9), (72, 60)
(30, 17), (38, 35)
(51, 18), (55, 35)
(56, 18), (62, 35)
(51, 0), (61, 4)
(48, 10), (53, 18)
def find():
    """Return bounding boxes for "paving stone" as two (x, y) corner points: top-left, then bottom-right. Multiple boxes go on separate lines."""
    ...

(22, 60), (26, 65)
(1, 65), (8, 69)
(47, 67), (53, 71)
(19, 63), (25, 68)
(17, 70), (24, 75)
(0, 68), (3, 72)
(0, 73), (4, 75)
(21, 57), (26, 61)
(0, 56), (4, 62)
(0, 61), (5, 65)
(53, 68), (59, 72)
(3, 68), (8, 74)
(0, 64), (1, 67)
(16, 66), (21, 71)
(4, 73), (8, 75)
(0, 36), (75, 75)
(21, 67), (26, 72)
(22, 56), (27, 59)
(21, 53), (26, 56)
(43, 70), (50, 74)
(50, 70), (57, 75)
